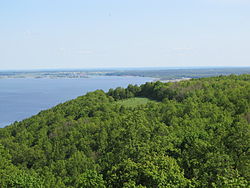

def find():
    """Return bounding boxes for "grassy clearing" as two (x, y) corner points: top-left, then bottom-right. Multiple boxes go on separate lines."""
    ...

(116, 97), (155, 107)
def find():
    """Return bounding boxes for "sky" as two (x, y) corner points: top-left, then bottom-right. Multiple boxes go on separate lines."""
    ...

(0, 0), (249, 70)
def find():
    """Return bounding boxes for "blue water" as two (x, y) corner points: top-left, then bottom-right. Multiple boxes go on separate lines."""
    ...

(0, 76), (154, 127)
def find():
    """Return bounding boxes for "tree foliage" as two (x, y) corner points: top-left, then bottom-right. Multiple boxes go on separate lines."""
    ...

(0, 74), (249, 187)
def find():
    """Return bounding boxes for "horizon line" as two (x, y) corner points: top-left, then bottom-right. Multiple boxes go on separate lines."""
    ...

(1, 66), (250, 72)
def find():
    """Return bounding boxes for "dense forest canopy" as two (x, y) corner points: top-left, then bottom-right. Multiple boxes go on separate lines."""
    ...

(0, 74), (249, 187)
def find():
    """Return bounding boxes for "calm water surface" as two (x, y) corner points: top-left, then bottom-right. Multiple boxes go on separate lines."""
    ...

(0, 76), (154, 127)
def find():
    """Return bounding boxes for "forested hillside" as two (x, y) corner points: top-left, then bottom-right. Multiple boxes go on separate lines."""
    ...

(0, 74), (249, 187)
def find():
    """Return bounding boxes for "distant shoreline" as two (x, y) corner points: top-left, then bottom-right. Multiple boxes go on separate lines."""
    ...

(160, 78), (192, 83)
(0, 67), (249, 80)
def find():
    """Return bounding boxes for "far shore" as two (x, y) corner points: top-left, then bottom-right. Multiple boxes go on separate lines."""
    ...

(160, 77), (192, 83)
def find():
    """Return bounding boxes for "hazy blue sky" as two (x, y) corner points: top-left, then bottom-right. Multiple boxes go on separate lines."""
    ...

(0, 0), (249, 70)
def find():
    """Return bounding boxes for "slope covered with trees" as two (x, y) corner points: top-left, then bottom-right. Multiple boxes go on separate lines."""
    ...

(0, 74), (249, 187)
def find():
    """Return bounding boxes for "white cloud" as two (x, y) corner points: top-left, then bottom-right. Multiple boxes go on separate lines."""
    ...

(76, 50), (93, 54)
(24, 29), (39, 37)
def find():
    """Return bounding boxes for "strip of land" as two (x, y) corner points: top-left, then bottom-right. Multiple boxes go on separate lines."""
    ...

(0, 67), (250, 79)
